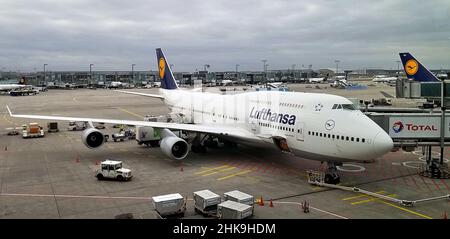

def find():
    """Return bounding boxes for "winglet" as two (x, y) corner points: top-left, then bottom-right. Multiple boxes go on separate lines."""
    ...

(6, 105), (12, 116)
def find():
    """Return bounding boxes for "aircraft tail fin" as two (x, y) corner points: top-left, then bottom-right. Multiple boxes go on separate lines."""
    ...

(156, 48), (179, 90)
(399, 52), (439, 82)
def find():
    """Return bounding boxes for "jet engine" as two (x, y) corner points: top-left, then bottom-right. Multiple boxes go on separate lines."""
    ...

(82, 128), (105, 149)
(160, 136), (189, 160)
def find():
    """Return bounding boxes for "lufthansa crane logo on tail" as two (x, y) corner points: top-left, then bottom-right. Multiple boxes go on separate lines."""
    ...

(405, 59), (418, 75)
(159, 57), (165, 79)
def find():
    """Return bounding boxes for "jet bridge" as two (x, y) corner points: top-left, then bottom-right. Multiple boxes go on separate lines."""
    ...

(365, 111), (450, 179)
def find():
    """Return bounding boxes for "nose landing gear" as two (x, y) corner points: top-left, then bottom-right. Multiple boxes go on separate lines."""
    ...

(324, 162), (341, 184)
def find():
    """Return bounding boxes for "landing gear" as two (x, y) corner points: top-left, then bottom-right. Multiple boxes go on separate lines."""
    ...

(324, 162), (341, 184)
(191, 133), (207, 153)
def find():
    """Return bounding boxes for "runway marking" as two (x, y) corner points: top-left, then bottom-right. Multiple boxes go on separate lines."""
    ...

(116, 107), (144, 119)
(378, 201), (433, 219)
(351, 194), (397, 205)
(119, 148), (128, 152)
(194, 165), (230, 175)
(343, 191), (432, 219)
(342, 191), (385, 201)
(0, 192), (150, 200)
(0, 193), (349, 219)
(201, 166), (236, 176)
(273, 201), (348, 219)
(217, 169), (253, 181)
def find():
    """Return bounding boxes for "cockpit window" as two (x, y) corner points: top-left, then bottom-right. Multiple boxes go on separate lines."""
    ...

(336, 104), (342, 109)
(332, 104), (337, 109)
(342, 104), (356, 110)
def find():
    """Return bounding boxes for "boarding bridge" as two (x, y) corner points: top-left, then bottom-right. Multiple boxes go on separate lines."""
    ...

(365, 111), (450, 179)
(396, 79), (450, 107)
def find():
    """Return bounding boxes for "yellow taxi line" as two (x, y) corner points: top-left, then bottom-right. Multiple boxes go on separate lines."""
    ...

(217, 170), (253, 181)
(379, 201), (433, 219)
(116, 107), (144, 119)
(202, 167), (236, 176)
(342, 191), (386, 201)
(195, 165), (230, 175)
(351, 194), (397, 205)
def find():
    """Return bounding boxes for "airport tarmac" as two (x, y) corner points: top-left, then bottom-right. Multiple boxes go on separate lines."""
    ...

(0, 86), (448, 219)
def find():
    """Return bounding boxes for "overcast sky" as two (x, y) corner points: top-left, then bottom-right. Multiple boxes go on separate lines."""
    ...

(0, 0), (449, 72)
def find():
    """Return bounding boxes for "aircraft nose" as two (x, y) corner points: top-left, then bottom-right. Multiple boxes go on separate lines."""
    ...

(373, 131), (393, 156)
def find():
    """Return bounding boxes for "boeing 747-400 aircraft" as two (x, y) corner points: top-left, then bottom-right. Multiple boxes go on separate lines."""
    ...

(7, 48), (394, 184)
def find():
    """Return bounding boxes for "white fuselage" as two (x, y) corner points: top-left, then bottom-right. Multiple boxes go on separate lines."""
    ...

(0, 84), (27, 91)
(161, 89), (393, 163)
(372, 77), (397, 83)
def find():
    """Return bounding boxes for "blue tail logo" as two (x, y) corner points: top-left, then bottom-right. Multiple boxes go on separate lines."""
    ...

(399, 52), (439, 82)
(156, 48), (178, 89)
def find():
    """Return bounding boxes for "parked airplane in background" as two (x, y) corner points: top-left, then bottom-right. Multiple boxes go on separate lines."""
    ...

(220, 79), (233, 86)
(7, 48), (394, 184)
(0, 84), (28, 92)
(308, 77), (326, 83)
(372, 75), (398, 83)
(399, 52), (440, 82)
(109, 81), (123, 89)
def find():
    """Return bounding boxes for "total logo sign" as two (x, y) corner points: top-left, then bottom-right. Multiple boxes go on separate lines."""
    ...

(392, 121), (437, 133)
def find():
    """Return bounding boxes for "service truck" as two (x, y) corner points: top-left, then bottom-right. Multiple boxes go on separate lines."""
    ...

(22, 123), (45, 138)
(95, 160), (132, 181)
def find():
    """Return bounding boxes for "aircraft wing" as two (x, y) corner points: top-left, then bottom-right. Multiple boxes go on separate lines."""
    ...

(6, 106), (257, 140)
(115, 90), (164, 99)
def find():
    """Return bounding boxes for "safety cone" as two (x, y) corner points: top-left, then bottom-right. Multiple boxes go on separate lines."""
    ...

(180, 162), (184, 172)
(4, 146), (7, 151)
(269, 199), (274, 208)
(95, 161), (100, 165)
(444, 212), (448, 219)
(259, 196), (264, 206)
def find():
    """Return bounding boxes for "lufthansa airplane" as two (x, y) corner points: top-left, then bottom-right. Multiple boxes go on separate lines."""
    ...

(7, 48), (394, 184)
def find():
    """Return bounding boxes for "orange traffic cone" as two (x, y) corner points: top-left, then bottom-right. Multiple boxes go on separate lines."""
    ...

(180, 162), (184, 172)
(4, 146), (7, 151)
(95, 161), (100, 165)
(444, 212), (448, 219)
(259, 196), (264, 206)
(269, 199), (274, 208)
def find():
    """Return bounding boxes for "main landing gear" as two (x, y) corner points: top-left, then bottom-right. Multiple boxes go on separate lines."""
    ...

(324, 162), (341, 185)
(191, 133), (207, 153)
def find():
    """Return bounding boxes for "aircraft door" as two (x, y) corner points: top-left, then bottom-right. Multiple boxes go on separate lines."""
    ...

(296, 122), (304, 141)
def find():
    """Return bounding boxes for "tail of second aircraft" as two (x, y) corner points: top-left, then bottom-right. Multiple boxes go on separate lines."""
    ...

(399, 52), (439, 82)
(156, 48), (179, 89)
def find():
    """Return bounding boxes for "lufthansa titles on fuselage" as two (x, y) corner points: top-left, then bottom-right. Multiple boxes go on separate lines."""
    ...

(249, 107), (296, 125)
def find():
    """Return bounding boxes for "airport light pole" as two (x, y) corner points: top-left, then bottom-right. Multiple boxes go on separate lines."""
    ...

(292, 64), (296, 80)
(235, 64), (240, 80)
(396, 60), (401, 77)
(89, 64), (94, 84)
(43, 64), (48, 86)
(335, 60), (340, 75)
(262, 59), (267, 85)
(131, 64), (135, 84)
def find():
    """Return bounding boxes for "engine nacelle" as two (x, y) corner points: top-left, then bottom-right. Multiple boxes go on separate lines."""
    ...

(82, 128), (105, 149)
(160, 136), (189, 160)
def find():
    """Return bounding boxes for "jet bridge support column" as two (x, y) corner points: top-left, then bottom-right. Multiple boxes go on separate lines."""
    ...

(419, 81), (450, 179)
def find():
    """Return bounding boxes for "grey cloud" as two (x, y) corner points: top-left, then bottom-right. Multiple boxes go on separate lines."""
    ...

(0, 0), (449, 72)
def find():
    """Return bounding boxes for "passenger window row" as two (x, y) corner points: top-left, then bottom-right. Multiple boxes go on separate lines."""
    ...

(308, 131), (366, 143)
(280, 102), (303, 108)
(258, 122), (295, 132)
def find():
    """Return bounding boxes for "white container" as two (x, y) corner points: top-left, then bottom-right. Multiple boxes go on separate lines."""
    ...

(223, 190), (254, 207)
(217, 200), (253, 219)
(193, 190), (221, 213)
(152, 193), (185, 216)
